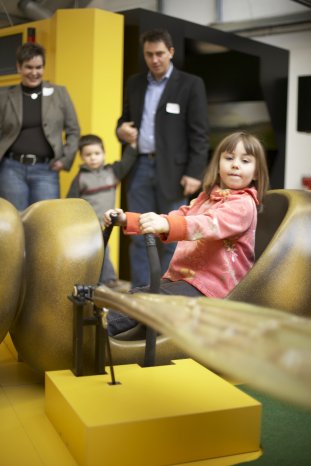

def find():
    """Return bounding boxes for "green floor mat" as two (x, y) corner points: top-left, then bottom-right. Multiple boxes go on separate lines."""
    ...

(239, 385), (311, 465)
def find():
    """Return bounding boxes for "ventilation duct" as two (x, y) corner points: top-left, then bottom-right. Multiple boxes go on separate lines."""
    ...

(291, 0), (311, 7)
(18, 0), (52, 20)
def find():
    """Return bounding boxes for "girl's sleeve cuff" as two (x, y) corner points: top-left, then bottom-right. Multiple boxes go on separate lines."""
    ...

(123, 212), (140, 235)
(160, 215), (187, 242)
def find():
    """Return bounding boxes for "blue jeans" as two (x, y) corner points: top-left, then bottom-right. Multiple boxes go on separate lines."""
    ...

(108, 279), (204, 336)
(0, 158), (60, 211)
(126, 156), (185, 288)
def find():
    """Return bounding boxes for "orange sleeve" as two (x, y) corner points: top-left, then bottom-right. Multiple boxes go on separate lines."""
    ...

(160, 215), (187, 242)
(123, 212), (141, 235)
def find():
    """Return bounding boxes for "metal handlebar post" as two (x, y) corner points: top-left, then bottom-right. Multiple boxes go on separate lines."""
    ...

(143, 233), (161, 367)
(103, 216), (162, 367)
(102, 212), (119, 248)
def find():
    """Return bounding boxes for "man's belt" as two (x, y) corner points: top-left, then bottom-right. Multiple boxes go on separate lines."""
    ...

(4, 151), (51, 165)
(139, 152), (156, 159)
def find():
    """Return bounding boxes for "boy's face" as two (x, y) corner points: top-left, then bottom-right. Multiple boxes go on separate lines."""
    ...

(80, 144), (104, 170)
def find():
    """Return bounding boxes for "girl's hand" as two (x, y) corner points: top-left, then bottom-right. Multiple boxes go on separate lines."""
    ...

(103, 209), (126, 227)
(139, 212), (169, 235)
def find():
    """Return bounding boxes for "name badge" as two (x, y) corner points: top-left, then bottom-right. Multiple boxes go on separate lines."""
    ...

(43, 87), (54, 96)
(166, 102), (180, 114)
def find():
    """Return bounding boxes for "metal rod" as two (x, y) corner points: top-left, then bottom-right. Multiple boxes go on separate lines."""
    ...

(71, 298), (85, 376)
(143, 234), (161, 367)
(95, 307), (106, 375)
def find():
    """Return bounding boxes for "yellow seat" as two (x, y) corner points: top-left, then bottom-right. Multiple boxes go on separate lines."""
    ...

(0, 199), (24, 344)
(10, 198), (104, 372)
(228, 189), (311, 318)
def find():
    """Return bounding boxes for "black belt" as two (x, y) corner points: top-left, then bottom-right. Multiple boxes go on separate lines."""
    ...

(5, 151), (51, 165)
(139, 152), (156, 159)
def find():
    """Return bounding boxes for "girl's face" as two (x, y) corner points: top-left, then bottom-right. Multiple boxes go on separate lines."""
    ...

(219, 140), (257, 190)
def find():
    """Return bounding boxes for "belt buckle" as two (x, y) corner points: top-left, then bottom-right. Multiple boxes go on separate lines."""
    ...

(148, 152), (155, 159)
(21, 154), (37, 165)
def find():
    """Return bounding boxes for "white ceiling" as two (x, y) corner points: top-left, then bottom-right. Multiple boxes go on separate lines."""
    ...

(0, 0), (310, 30)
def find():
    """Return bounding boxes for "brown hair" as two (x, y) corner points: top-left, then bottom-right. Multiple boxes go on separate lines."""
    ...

(202, 131), (269, 203)
(140, 29), (173, 49)
(16, 42), (45, 66)
(78, 134), (105, 153)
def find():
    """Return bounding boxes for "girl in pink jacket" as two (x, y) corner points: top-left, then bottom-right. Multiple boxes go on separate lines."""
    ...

(104, 131), (269, 335)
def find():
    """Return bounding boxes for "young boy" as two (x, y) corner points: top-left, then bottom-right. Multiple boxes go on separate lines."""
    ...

(67, 134), (137, 286)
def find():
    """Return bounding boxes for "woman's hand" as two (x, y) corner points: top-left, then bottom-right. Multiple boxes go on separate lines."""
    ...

(103, 209), (126, 227)
(139, 212), (169, 235)
(51, 160), (64, 172)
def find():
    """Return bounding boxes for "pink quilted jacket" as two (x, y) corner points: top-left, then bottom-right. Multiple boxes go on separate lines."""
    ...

(125, 186), (259, 297)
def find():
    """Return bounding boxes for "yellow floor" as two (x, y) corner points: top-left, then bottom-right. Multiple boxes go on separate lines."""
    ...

(0, 336), (78, 466)
(0, 336), (261, 466)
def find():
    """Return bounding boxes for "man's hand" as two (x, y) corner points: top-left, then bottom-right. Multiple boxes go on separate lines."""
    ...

(139, 212), (169, 235)
(180, 175), (201, 196)
(117, 122), (138, 145)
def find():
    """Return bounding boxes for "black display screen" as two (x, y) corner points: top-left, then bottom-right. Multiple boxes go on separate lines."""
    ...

(0, 33), (23, 76)
(297, 76), (311, 133)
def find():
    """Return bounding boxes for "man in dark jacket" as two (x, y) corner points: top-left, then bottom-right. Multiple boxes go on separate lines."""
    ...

(117, 28), (209, 288)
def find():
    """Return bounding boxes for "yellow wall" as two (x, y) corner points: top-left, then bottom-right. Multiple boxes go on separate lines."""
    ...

(0, 9), (124, 271)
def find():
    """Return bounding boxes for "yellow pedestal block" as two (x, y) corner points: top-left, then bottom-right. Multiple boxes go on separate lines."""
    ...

(45, 359), (261, 466)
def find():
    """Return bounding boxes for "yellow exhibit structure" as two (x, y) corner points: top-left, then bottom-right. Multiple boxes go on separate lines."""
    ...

(45, 359), (262, 466)
(1, 10), (263, 466)
(0, 8), (124, 270)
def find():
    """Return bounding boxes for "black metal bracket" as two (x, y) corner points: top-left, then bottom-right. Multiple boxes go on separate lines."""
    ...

(68, 293), (107, 377)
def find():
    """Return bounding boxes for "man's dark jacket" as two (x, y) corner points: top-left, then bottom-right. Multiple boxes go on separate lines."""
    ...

(117, 67), (209, 201)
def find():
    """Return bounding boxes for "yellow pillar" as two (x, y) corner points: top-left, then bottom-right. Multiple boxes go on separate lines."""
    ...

(52, 9), (124, 270)
(51, 9), (124, 186)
